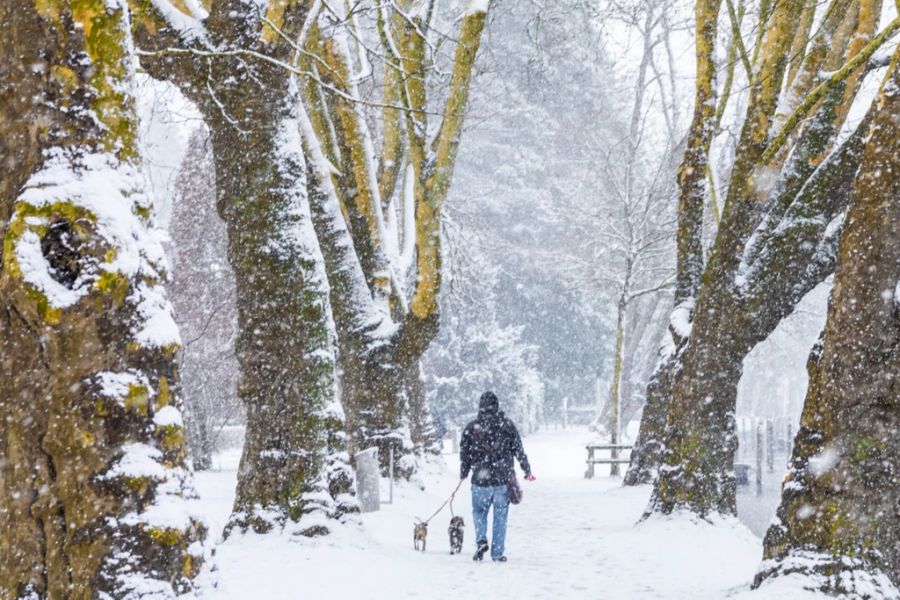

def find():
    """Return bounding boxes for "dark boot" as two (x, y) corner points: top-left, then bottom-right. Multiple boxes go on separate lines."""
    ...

(492, 556), (507, 562)
(473, 540), (489, 561)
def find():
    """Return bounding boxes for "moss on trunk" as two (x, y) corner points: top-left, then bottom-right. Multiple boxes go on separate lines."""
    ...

(643, 0), (879, 516)
(0, 2), (205, 596)
(755, 52), (900, 595)
(205, 81), (352, 533)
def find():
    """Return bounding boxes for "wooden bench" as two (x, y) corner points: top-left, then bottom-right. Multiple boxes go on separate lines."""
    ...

(585, 444), (633, 478)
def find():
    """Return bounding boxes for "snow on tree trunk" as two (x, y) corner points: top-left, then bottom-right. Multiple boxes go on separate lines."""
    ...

(207, 86), (355, 535)
(647, 89), (875, 518)
(638, 0), (882, 512)
(301, 102), (415, 476)
(0, 2), (206, 596)
(625, 353), (679, 486)
(625, 0), (722, 486)
(132, 0), (358, 534)
(299, 0), (492, 477)
(754, 53), (900, 598)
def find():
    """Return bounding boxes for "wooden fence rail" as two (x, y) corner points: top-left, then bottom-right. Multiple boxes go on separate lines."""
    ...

(585, 444), (633, 478)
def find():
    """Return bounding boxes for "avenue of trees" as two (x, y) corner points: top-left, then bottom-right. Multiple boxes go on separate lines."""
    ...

(1, 0), (898, 597)
(623, 0), (900, 595)
(1, 0), (492, 594)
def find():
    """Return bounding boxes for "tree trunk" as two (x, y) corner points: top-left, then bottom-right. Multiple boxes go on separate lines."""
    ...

(647, 0), (810, 508)
(0, 2), (205, 596)
(206, 81), (356, 533)
(674, 0), (722, 305)
(131, 0), (360, 534)
(624, 354), (679, 485)
(647, 68), (876, 515)
(755, 52), (900, 597)
(649, 303), (746, 514)
(625, 0), (722, 486)
(184, 396), (215, 472)
(640, 0), (879, 514)
(608, 296), (627, 475)
(298, 0), (490, 479)
(301, 103), (416, 476)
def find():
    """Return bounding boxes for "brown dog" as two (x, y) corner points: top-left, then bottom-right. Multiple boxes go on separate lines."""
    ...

(414, 522), (428, 552)
(448, 516), (464, 554)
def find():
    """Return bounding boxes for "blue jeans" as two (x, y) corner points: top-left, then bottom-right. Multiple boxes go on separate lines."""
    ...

(471, 485), (510, 558)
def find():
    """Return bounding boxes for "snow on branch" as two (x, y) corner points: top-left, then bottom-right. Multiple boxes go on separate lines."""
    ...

(148, 0), (209, 42)
(298, 101), (387, 333)
(465, 0), (491, 16)
(669, 299), (694, 340)
(760, 17), (900, 165)
(181, 0), (209, 20)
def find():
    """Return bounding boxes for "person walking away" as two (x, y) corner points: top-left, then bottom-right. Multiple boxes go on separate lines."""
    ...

(460, 391), (535, 562)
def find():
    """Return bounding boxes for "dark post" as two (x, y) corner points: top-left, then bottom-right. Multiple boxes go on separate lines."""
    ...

(766, 419), (775, 473)
(756, 420), (764, 496)
(742, 417), (750, 460)
(786, 422), (793, 468)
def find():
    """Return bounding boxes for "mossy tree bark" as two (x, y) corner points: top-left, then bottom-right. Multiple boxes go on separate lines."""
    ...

(301, 103), (414, 475)
(625, 0), (722, 485)
(0, 1), (205, 596)
(645, 0), (884, 516)
(300, 14), (420, 474)
(674, 0), (721, 307)
(391, 0), (490, 462)
(132, 0), (357, 534)
(755, 51), (900, 596)
(607, 296), (627, 476)
(300, 0), (491, 475)
(210, 97), (352, 534)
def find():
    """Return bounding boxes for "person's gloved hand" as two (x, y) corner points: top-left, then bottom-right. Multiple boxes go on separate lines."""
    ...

(524, 474), (536, 481)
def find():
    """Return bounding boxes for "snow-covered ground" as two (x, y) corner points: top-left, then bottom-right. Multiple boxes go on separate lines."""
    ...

(193, 429), (823, 599)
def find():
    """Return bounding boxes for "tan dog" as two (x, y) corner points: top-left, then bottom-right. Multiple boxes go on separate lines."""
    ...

(414, 522), (428, 552)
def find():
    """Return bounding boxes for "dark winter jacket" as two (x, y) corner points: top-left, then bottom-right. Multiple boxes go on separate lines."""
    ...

(460, 392), (532, 487)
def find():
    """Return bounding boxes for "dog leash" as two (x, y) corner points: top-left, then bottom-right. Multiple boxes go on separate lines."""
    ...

(418, 479), (464, 525)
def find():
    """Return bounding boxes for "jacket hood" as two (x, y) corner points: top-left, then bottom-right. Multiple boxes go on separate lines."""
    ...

(478, 391), (500, 416)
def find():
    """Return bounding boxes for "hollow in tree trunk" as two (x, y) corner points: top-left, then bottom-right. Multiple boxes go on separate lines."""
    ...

(0, 2), (206, 596)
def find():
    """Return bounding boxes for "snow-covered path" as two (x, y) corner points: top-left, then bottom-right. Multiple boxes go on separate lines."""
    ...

(193, 429), (812, 599)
